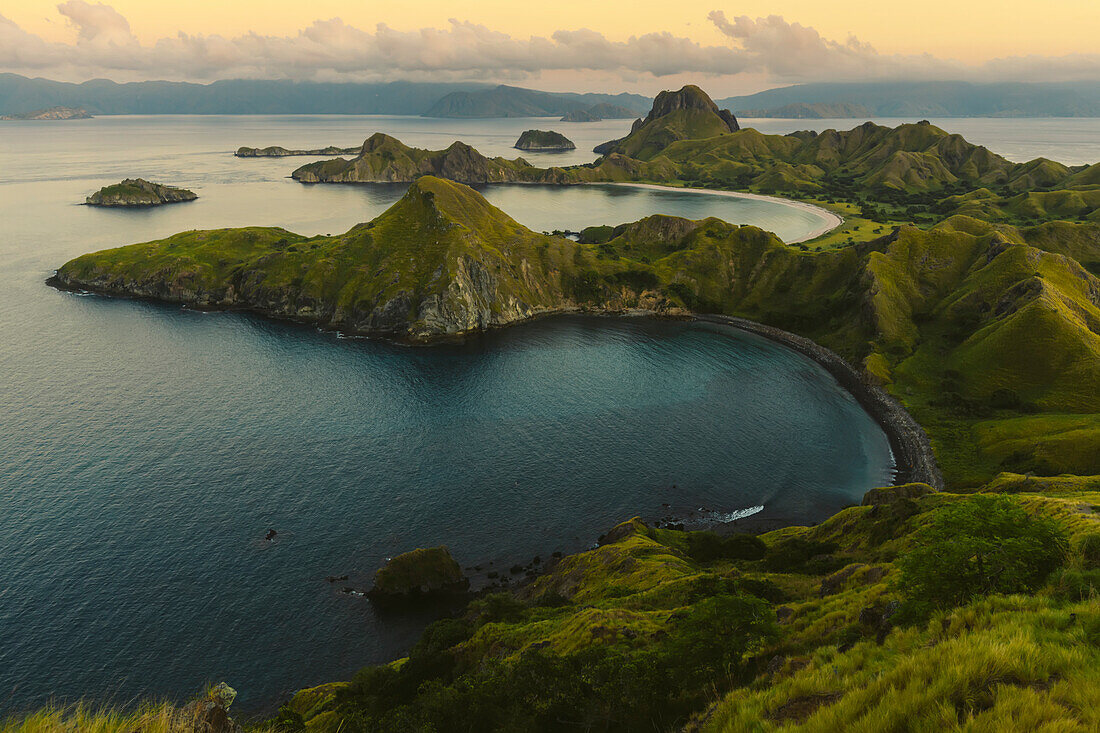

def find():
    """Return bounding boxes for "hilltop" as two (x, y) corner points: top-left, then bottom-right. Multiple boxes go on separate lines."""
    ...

(593, 84), (740, 158)
(290, 134), (540, 184)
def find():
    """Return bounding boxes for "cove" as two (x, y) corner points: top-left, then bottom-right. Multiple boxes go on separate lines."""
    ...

(0, 310), (893, 714)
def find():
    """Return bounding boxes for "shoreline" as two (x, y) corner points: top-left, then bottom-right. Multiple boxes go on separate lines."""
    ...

(695, 314), (943, 490)
(603, 182), (844, 243)
(48, 273), (941, 490)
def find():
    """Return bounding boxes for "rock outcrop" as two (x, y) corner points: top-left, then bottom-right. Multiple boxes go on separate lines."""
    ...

(369, 546), (469, 599)
(514, 130), (576, 152)
(85, 179), (198, 207)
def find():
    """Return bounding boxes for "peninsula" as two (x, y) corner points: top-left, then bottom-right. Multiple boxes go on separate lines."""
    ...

(1, 106), (92, 120)
(235, 145), (362, 157)
(513, 129), (576, 152)
(84, 179), (198, 207)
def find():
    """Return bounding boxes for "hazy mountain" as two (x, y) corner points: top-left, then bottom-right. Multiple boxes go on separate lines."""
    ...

(719, 81), (1100, 118)
(422, 84), (651, 118)
(0, 74), (490, 115)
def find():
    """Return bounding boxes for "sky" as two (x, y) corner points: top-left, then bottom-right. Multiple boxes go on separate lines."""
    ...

(2, 1), (1099, 94)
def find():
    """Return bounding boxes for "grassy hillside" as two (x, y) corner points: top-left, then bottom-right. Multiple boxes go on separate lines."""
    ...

(269, 478), (1100, 732)
(54, 182), (1100, 480)
(33, 85), (1100, 731)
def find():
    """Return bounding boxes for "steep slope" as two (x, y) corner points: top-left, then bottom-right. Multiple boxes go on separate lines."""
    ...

(593, 85), (739, 160)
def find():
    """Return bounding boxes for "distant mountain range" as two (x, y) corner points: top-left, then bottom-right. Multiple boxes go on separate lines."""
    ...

(0, 74), (491, 115)
(719, 81), (1100, 118)
(422, 85), (650, 118)
(0, 75), (649, 118)
(6, 74), (1100, 118)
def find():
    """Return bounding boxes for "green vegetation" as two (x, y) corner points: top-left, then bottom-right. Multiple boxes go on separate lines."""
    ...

(895, 495), (1068, 617)
(85, 178), (197, 207)
(266, 477), (1099, 732)
(36, 84), (1100, 731)
(371, 546), (468, 597)
(513, 129), (576, 151)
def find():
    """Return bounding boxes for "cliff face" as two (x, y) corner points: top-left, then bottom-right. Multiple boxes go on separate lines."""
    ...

(85, 179), (197, 207)
(53, 177), (694, 340)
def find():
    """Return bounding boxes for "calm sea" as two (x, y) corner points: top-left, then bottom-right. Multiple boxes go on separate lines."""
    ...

(1, 113), (1088, 714)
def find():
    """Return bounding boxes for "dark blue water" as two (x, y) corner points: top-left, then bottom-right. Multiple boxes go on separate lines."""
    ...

(0, 116), (894, 714)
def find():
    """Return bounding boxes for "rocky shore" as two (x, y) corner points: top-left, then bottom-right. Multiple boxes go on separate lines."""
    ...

(696, 314), (943, 490)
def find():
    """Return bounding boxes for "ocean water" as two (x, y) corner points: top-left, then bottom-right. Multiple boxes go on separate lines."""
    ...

(1, 112), (1084, 715)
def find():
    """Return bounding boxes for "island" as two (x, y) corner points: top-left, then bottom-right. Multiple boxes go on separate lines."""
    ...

(235, 145), (362, 157)
(2, 106), (92, 121)
(37, 82), (1100, 733)
(84, 179), (198, 207)
(513, 129), (576, 152)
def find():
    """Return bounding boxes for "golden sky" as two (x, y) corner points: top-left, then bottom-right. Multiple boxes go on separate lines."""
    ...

(6, 0), (1099, 63)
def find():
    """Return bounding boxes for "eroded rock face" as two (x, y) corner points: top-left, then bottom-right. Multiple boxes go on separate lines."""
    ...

(370, 546), (469, 599)
(645, 85), (739, 132)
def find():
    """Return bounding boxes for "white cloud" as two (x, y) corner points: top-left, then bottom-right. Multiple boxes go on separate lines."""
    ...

(0, 3), (1097, 86)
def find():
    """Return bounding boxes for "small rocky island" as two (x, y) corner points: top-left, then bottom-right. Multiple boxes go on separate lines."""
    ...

(2, 106), (92, 121)
(85, 179), (198, 207)
(235, 145), (361, 157)
(369, 546), (469, 600)
(514, 129), (576, 152)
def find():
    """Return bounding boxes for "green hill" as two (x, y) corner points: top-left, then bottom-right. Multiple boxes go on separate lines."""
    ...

(290, 133), (541, 184)
(593, 84), (740, 160)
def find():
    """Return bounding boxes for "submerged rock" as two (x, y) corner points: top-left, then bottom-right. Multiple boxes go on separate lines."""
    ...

(85, 178), (197, 207)
(369, 546), (469, 599)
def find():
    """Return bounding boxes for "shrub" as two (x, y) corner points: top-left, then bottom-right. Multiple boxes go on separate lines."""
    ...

(764, 538), (840, 573)
(1076, 533), (1100, 570)
(1050, 568), (1100, 601)
(896, 495), (1068, 617)
(685, 531), (767, 563)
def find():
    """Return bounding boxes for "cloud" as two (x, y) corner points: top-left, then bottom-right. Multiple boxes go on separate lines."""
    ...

(0, 4), (1097, 86)
(707, 11), (1100, 84)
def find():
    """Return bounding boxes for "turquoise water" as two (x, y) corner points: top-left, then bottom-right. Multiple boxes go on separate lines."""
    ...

(0, 115), (905, 714)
